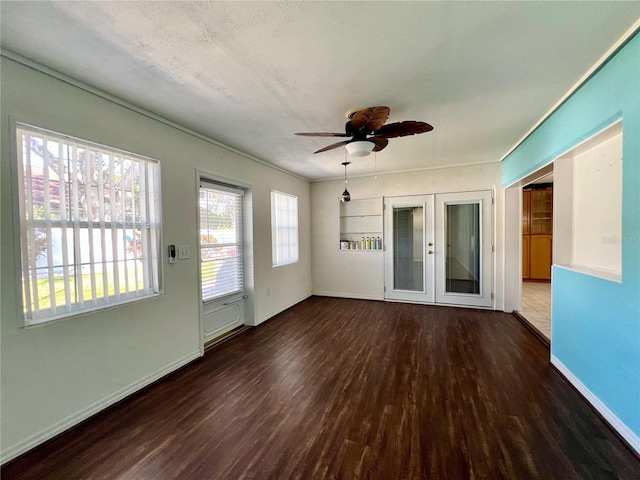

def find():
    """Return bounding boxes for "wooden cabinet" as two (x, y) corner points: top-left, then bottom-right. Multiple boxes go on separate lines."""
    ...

(522, 235), (530, 279)
(522, 186), (552, 280)
(522, 189), (531, 234)
(530, 235), (552, 279)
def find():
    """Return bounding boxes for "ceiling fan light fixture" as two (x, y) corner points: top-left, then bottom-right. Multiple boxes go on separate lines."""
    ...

(297, 106), (433, 156)
(346, 140), (374, 157)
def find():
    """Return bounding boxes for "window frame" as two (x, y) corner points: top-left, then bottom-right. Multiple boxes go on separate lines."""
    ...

(270, 190), (299, 267)
(11, 120), (163, 327)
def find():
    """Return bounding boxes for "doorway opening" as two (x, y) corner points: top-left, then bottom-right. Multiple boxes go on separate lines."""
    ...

(504, 119), (623, 346)
(520, 172), (553, 340)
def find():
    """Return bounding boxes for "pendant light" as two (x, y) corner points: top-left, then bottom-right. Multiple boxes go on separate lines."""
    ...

(340, 161), (351, 203)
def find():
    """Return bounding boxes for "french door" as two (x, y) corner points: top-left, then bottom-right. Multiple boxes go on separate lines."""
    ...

(384, 191), (493, 308)
(435, 191), (492, 307)
(384, 195), (435, 303)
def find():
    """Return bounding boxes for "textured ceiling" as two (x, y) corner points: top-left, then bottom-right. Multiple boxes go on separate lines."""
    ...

(1, 2), (638, 181)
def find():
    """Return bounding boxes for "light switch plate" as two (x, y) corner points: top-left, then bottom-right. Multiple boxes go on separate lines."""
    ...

(178, 245), (190, 259)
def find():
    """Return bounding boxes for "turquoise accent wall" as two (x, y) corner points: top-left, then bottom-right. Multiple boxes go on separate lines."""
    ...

(503, 33), (640, 438)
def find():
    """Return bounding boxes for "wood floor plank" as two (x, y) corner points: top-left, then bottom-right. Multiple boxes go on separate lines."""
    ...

(2, 297), (638, 479)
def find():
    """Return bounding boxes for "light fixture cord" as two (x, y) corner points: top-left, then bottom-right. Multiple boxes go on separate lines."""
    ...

(344, 162), (347, 188)
(344, 150), (348, 188)
(374, 151), (377, 180)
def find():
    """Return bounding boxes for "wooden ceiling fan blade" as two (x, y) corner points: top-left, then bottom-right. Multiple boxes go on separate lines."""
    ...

(295, 132), (350, 137)
(314, 140), (350, 154)
(373, 121), (433, 138)
(371, 137), (389, 152)
(349, 106), (390, 132)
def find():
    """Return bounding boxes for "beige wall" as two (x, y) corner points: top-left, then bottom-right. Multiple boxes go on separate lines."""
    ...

(1, 57), (505, 463)
(0, 58), (311, 462)
(311, 163), (505, 307)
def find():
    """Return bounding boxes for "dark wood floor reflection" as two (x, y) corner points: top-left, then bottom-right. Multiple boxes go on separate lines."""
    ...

(3, 297), (638, 479)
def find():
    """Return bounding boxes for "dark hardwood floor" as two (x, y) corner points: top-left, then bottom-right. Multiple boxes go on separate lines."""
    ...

(3, 297), (638, 479)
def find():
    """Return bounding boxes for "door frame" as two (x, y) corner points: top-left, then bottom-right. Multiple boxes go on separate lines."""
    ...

(435, 190), (493, 307)
(195, 170), (255, 354)
(383, 190), (494, 309)
(383, 194), (435, 303)
(504, 163), (554, 314)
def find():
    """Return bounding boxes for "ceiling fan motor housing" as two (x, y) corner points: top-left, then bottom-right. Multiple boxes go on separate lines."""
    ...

(345, 121), (358, 136)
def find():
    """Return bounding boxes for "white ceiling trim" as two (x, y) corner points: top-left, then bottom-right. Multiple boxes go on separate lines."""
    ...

(500, 20), (640, 162)
(0, 47), (309, 183)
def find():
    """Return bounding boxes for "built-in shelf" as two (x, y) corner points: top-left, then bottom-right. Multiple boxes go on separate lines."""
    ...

(340, 198), (383, 251)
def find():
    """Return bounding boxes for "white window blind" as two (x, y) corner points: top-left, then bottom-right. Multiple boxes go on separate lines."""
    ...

(15, 124), (162, 326)
(271, 191), (299, 267)
(199, 180), (244, 302)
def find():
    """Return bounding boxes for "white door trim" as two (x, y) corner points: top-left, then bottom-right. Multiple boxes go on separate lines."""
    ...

(383, 195), (435, 303)
(435, 190), (493, 307)
(384, 191), (494, 308)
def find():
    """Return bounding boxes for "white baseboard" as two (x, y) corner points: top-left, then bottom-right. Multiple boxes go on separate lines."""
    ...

(312, 291), (384, 301)
(551, 355), (640, 454)
(255, 293), (312, 325)
(1, 350), (202, 465)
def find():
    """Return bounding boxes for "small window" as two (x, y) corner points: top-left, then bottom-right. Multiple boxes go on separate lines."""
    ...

(14, 123), (162, 326)
(199, 180), (244, 302)
(271, 191), (299, 267)
(572, 129), (622, 276)
(554, 120), (622, 282)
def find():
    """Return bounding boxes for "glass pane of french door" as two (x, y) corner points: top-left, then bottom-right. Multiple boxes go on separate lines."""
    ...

(445, 203), (480, 294)
(393, 206), (424, 292)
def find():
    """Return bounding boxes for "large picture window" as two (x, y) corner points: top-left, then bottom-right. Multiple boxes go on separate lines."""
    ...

(15, 124), (162, 326)
(199, 180), (244, 302)
(271, 190), (299, 267)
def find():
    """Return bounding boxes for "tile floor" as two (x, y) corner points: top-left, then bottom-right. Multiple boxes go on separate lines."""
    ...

(520, 281), (551, 340)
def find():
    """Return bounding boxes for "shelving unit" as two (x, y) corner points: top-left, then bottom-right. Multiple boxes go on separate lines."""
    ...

(339, 197), (383, 251)
(530, 189), (553, 234)
(522, 185), (553, 280)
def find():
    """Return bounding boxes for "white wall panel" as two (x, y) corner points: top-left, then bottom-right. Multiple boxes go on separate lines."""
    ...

(572, 133), (622, 274)
(311, 163), (504, 308)
(0, 57), (311, 461)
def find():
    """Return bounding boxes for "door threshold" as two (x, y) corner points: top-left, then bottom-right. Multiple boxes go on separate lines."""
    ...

(513, 311), (550, 348)
(204, 325), (251, 351)
(384, 298), (493, 310)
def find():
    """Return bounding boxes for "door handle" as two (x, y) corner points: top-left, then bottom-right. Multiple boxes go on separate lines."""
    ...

(223, 294), (248, 306)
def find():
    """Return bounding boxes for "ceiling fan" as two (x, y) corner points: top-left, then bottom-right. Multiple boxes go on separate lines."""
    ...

(295, 106), (433, 157)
